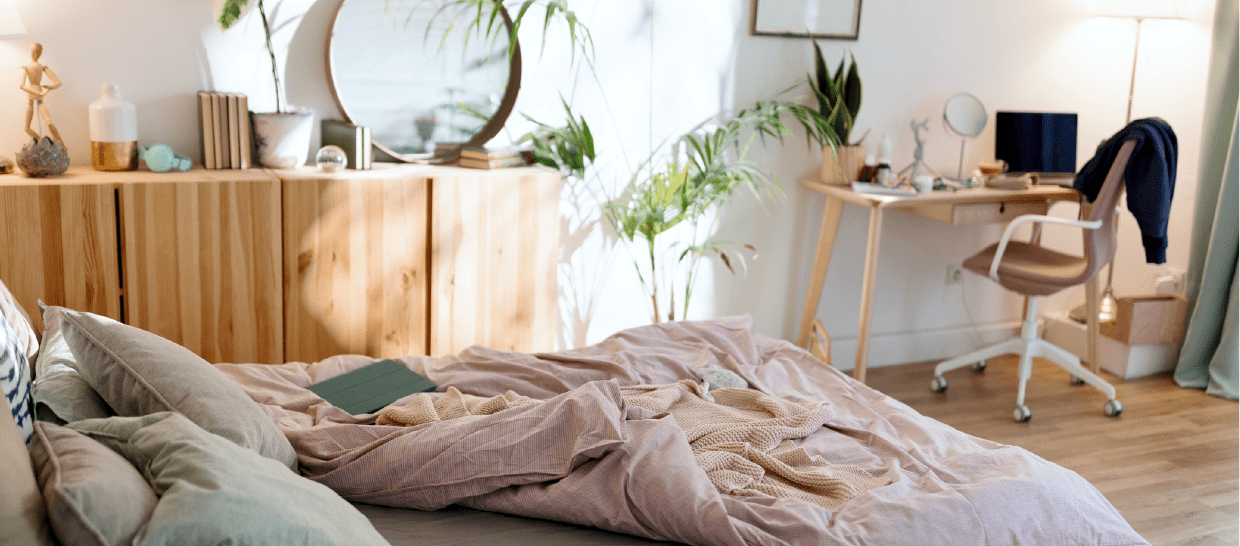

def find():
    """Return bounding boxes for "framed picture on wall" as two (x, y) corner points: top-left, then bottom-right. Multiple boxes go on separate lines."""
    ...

(750, 0), (862, 40)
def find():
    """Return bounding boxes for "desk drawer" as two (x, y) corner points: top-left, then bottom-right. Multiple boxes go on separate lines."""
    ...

(952, 201), (1048, 225)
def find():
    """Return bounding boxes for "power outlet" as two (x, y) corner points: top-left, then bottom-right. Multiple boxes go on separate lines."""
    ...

(946, 265), (963, 285)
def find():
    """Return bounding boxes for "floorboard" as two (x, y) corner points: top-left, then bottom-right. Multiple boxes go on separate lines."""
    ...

(866, 356), (1239, 546)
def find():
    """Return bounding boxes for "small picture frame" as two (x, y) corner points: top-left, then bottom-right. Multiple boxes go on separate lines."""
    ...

(750, 0), (863, 40)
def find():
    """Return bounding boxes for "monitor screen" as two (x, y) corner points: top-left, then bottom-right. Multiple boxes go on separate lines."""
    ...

(994, 112), (1078, 174)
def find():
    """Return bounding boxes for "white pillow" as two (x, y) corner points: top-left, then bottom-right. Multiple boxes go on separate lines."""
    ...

(31, 305), (113, 424)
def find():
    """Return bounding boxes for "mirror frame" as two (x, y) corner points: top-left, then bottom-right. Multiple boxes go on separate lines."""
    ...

(326, 0), (523, 160)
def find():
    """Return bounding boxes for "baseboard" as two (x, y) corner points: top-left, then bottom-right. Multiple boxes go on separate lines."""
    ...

(829, 322), (1021, 371)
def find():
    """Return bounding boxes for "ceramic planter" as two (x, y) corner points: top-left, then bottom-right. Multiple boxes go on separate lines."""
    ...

(819, 144), (866, 185)
(252, 108), (315, 169)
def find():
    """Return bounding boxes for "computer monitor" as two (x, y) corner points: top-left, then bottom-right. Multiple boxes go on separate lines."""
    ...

(994, 112), (1078, 185)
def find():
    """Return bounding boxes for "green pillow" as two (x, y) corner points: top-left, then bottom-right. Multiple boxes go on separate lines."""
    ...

(67, 413), (389, 546)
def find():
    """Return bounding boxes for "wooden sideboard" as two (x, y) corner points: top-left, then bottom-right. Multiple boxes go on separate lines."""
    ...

(0, 164), (560, 364)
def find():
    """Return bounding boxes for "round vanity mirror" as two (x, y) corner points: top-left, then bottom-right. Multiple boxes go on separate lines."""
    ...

(943, 92), (986, 137)
(327, 0), (521, 159)
(942, 92), (987, 178)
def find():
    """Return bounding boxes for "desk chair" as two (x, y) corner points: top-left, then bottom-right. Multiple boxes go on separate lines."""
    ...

(930, 139), (1137, 422)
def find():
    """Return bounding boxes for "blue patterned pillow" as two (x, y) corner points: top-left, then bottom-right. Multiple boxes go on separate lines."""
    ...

(1, 313), (34, 443)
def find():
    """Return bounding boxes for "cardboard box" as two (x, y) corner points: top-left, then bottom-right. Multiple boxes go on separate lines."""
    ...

(1044, 313), (1181, 379)
(1100, 295), (1187, 345)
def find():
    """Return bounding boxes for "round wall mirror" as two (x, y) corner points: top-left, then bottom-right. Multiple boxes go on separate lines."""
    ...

(327, 0), (521, 159)
(942, 92), (986, 178)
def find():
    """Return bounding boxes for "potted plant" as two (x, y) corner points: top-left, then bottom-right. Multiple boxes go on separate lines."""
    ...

(218, 0), (314, 168)
(807, 41), (866, 185)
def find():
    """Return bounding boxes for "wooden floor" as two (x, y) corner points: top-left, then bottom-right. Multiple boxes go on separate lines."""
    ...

(866, 357), (1239, 546)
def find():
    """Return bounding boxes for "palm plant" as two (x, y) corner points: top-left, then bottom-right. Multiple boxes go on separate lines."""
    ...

(600, 102), (796, 323)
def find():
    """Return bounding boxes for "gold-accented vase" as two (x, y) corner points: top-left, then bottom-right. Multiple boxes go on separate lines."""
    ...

(89, 84), (138, 171)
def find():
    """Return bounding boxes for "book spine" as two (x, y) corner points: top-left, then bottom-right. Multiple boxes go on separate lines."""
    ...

(198, 91), (215, 169)
(236, 94), (251, 169)
(210, 93), (225, 169)
(227, 94), (241, 169)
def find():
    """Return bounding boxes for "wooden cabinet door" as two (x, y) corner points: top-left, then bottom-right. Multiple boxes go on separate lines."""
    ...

(282, 173), (429, 363)
(120, 175), (283, 364)
(429, 168), (560, 356)
(0, 183), (120, 331)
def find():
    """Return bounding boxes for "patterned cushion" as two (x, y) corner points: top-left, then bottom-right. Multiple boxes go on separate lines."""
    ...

(0, 278), (37, 364)
(1, 313), (34, 443)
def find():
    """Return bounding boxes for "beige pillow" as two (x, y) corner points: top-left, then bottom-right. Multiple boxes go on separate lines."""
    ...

(29, 422), (157, 546)
(68, 413), (390, 546)
(55, 307), (297, 470)
(0, 409), (52, 546)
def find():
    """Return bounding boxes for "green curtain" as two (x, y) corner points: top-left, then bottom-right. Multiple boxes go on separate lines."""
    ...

(1173, 0), (1239, 399)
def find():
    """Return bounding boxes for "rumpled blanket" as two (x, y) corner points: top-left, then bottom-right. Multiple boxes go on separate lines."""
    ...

(377, 380), (889, 509)
(215, 316), (1150, 546)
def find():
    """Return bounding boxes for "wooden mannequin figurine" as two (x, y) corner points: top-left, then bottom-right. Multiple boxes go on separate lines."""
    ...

(21, 42), (62, 143)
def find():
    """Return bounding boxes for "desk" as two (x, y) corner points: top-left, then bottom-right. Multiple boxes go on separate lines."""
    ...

(796, 179), (1080, 383)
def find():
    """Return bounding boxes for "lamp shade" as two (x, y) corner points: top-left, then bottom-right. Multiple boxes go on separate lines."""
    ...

(1087, 0), (1189, 19)
(0, 0), (25, 38)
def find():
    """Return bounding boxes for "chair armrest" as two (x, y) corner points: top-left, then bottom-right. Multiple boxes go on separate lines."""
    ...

(989, 214), (1103, 282)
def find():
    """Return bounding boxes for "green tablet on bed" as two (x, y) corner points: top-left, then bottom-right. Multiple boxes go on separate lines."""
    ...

(307, 359), (437, 415)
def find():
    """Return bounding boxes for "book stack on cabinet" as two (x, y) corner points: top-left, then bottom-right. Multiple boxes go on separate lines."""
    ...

(197, 91), (251, 169)
(458, 145), (532, 169)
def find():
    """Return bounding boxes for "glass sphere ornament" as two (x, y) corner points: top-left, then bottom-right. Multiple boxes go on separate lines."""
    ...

(316, 145), (347, 173)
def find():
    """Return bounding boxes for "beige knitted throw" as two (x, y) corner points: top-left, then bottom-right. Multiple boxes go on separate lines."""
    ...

(376, 380), (888, 508)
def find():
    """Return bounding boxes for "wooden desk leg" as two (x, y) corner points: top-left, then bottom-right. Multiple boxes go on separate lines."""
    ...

(853, 206), (885, 383)
(796, 196), (845, 347)
(1085, 276), (1100, 375)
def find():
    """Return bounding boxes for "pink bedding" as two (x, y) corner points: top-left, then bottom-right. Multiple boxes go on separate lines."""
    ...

(216, 316), (1148, 546)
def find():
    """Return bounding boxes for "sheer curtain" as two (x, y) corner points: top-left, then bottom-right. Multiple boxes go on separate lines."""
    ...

(1173, 0), (1238, 399)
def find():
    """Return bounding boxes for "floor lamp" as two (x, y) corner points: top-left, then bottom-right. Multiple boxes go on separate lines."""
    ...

(1074, 1), (1187, 324)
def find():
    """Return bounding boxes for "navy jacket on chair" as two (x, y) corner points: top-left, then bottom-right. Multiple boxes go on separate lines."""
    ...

(1073, 117), (1177, 264)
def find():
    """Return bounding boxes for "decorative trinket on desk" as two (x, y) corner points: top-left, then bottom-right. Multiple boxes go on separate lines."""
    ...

(874, 134), (893, 186)
(89, 84), (139, 171)
(17, 42), (67, 177)
(316, 145), (347, 173)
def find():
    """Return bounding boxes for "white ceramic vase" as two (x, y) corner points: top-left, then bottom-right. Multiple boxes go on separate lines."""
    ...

(89, 84), (138, 171)
(251, 108), (315, 169)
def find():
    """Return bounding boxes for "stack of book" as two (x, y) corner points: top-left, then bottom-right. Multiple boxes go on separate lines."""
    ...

(458, 145), (533, 169)
(197, 91), (251, 169)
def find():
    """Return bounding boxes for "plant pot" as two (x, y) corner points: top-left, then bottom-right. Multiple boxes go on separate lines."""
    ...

(819, 144), (866, 185)
(251, 108), (315, 169)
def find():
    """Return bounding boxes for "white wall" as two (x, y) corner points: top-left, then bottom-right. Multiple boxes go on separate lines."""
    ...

(0, 0), (1214, 368)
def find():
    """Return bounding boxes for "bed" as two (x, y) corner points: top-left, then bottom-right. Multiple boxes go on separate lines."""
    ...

(5, 299), (1149, 546)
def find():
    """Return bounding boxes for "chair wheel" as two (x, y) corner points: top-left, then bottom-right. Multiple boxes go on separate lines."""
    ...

(1104, 399), (1123, 417)
(972, 361), (987, 373)
(930, 376), (948, 393)
(1070, 375), (1085, 386)
(1013, 405), (1032, 422)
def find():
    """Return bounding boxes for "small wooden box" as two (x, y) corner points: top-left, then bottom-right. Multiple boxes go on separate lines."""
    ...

(1101, 295), (1187, 345)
